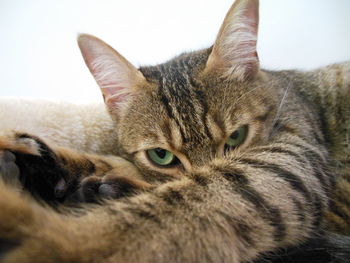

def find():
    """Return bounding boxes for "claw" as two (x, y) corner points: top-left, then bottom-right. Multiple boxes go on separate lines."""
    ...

(54, 178), (68, 198)
(0, 150), (20, 186)
(98, 183), (117, 198)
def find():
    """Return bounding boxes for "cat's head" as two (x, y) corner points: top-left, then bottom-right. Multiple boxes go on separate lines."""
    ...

(78, 0), (278, 180)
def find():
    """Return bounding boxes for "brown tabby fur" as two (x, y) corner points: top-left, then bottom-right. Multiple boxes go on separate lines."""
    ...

(300, 64), (350, 235)
(0, 0), (349, 262)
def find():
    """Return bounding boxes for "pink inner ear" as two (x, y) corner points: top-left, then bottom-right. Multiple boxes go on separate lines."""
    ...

(77, 34), (140, 110)
(207, 0), (260, 81)
(238, 0), (259, 62)
(245, 0), (259, 33)
(228, 0), (259, 60)
(101, 87), (130, 108)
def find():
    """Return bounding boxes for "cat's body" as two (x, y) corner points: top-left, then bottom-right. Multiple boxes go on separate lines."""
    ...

(299, 63), (350, 235)
(0, 0), (349, 262)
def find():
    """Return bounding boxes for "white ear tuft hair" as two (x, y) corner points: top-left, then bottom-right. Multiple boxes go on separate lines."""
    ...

(206, 0), (259, 81)
(77, 34), (145, 113)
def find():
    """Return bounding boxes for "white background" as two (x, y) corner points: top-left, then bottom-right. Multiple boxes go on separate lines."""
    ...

(1, 0), (350, 102)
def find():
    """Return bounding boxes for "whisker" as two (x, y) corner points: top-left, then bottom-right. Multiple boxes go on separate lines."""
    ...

(271, 82), (292, 133)
(233, 85), (262, 108)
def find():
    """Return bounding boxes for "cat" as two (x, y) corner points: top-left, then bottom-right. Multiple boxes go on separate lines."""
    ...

(0, 0), (350, 262)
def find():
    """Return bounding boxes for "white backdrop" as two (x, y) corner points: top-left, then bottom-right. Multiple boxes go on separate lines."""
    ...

(1, 0), (350, 102)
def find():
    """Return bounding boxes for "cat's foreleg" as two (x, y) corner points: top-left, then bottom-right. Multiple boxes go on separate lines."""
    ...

(0, 132), (336, 263)
(0, 131), (152, 204)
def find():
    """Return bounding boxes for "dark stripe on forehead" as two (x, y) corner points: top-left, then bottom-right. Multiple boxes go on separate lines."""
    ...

(190, 77), (213, 140)
(158, 78), (187, 142)
(140, 53), (214, 146)
(160, 119), (175, 149)
(157, 64), (209, 144)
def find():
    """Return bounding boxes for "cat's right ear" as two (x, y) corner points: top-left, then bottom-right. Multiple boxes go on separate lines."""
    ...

(77, 34), (146, 114)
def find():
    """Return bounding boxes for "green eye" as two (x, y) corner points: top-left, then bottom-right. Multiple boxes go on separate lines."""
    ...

(146, 148), (178, 167)
(225, 125), (248, 150)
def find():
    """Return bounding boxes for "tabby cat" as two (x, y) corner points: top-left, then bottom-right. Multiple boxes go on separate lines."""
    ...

(0, 0), (350, 262)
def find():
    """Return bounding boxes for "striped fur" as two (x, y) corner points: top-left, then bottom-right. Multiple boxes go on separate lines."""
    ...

(0, 53), (349, 263)
(0, 0), (349, 262)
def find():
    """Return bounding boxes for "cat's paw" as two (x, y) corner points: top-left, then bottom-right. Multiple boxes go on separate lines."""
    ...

(0, 132), (70, 202)
(66, 172), (153, 203)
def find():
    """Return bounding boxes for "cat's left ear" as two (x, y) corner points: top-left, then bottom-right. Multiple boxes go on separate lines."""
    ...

(77, 34), (146, 115)
(205, 0), (259, 81)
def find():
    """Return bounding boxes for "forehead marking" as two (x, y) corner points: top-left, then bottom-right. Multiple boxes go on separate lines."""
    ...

(161, 119), (183, 151)
(157, 66), (213, 146)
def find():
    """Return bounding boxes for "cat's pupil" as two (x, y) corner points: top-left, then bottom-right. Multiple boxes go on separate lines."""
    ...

(155, 148), (166, 159)
(230, 131), (239, 140)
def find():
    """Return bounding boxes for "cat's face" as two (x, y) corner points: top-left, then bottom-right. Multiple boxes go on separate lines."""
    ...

(117, 52), (276, 179)
(78, 0), (277, 180)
